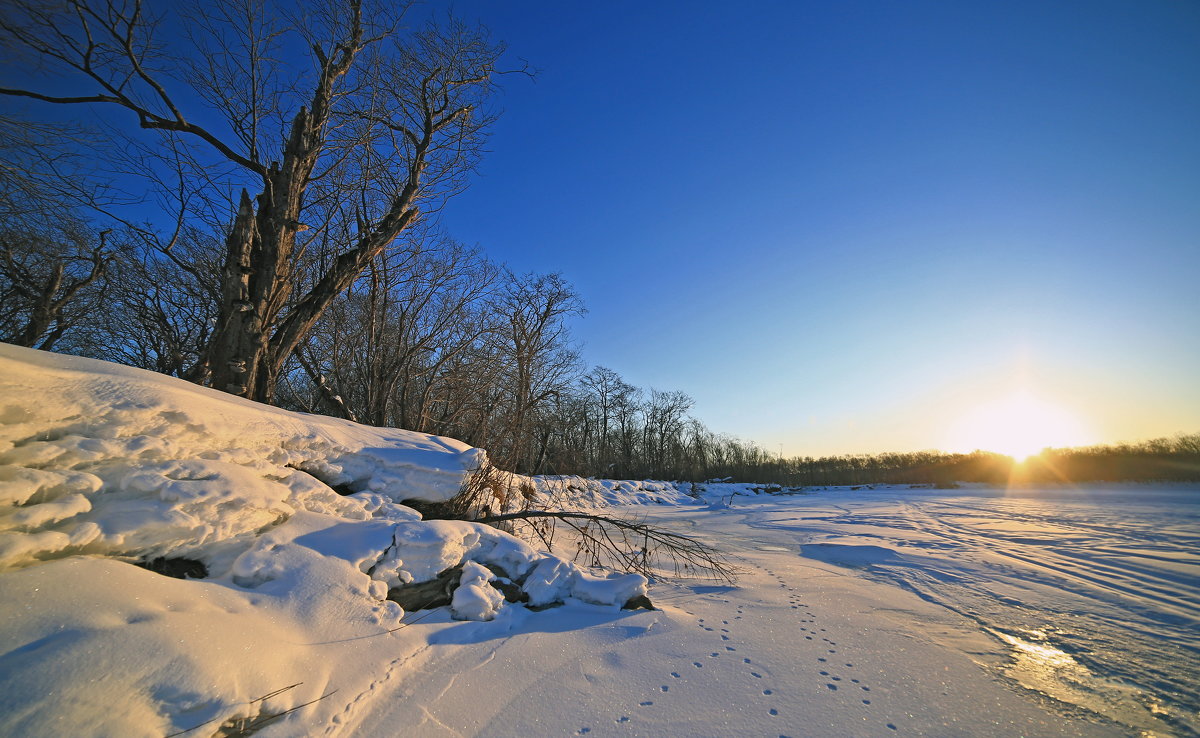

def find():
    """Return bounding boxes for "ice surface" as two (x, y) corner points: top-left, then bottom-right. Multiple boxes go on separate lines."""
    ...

(699, 483), (1200, 736)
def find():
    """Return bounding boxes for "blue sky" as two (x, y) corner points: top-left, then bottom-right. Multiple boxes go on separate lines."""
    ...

(430, 1), (1200, 456)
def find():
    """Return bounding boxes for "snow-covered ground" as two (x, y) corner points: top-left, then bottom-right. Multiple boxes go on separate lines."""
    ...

(640, 484), (1199, 737)
(750, 485), (1200, 735)
(0, 345), (647, 736)
(1, 344), (1196, 737)
(345, 485), (1196, 737)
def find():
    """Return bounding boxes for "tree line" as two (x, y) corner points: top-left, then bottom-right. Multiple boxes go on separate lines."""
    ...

(2, 2), (1196, 487)
(711, 435), (1200, 487)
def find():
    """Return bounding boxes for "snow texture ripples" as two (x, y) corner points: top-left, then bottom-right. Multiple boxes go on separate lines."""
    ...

(747, 485), (1200, 736)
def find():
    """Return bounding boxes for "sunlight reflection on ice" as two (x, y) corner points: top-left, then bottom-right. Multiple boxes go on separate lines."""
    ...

(989, 628), (1172, 736)
(756, 486), (1199, 735)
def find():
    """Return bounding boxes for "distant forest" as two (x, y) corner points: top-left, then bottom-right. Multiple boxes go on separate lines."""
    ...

(731, 435), (1200, 488)
(1, 4), (1196, 487)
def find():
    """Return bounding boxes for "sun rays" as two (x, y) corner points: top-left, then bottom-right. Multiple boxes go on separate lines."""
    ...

(947, 390), (1092, 462)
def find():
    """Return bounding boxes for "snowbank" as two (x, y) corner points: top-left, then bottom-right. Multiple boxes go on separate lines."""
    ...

(503, 474), (797, 511)
(525, 475), (696, 507)
(0, 345), (646, 736)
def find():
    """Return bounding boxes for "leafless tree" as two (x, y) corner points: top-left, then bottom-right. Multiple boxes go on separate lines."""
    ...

(98, 227), (222, 376)
(0, 222), (110, 350)
(286, 234), (503, 428)
(0, 116), (117, 351)
(490, 273), (584, 472)
(0, 0), (508, 401)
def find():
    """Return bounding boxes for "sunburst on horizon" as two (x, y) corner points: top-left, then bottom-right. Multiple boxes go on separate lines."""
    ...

(946, 389), (1094, 462)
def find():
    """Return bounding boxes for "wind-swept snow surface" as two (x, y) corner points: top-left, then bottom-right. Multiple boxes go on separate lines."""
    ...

(722, 485), (1200, 736)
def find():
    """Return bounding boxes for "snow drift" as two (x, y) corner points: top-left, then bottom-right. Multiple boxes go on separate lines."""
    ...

(0, 344), (647, 736)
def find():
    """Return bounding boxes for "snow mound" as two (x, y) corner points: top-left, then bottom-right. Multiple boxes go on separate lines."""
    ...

(0, 344), (486, 573)
(508, 474), (696, 509)
(0, 345), (647, 736)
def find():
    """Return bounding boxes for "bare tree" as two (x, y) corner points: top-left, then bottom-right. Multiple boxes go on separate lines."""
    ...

(98, 227), (222, 376)
(287, 234), (503, 428)
(0, 223), (110, 350)
(0, 0), (507, 401)
(491, 273), (584, 472)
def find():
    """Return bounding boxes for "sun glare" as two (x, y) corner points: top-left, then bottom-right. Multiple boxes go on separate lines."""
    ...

(948, 390), (1091, 461)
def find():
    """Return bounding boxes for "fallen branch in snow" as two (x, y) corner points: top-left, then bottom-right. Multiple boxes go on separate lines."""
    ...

(474, 510), (737, 583)
(411, 465), (738, 584)
(163, 682), (337, 738)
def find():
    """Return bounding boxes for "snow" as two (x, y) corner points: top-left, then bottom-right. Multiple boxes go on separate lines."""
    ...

(1, 343), (1195, 737)
(0, 344), (647, 736)
(452, 561), (506, 621)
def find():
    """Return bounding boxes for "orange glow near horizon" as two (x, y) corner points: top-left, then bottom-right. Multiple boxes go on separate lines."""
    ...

(946, 390), (1094, 461)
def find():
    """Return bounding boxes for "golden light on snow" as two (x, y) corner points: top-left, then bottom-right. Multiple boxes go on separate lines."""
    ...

(947, 390), (1092, 461)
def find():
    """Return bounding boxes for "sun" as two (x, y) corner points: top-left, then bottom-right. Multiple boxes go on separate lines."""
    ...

(947, 390), (1091, 461)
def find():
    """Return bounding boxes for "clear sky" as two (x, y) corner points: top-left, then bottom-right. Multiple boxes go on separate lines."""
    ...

(429, 0), (1200, 457)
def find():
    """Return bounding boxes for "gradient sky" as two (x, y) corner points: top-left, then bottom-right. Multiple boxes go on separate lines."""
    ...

(428, 0), (1200, 457)
(13, 1), (1190, 458)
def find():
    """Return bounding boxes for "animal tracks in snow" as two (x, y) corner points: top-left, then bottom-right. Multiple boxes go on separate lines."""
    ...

(578, 555), (904, 735)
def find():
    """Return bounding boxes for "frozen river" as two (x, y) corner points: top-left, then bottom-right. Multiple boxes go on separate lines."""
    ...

(667, 485), (1200, 736)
